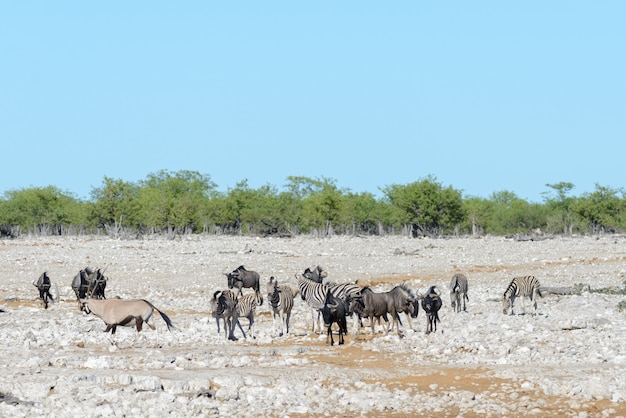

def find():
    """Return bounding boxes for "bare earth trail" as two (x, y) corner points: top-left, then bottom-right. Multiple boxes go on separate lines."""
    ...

(1, 235), (626, 417)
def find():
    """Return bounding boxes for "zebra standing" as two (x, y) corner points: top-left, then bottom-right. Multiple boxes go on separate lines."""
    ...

(502, 275), (542, 316)
(267, 276), (295, 337)
(296, 274), (331, 334)
(213, 289), (239, 341)
(235, 293), (263, 339)
(449, 273), (469, 313)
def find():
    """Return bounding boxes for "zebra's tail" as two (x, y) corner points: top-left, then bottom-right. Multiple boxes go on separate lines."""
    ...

(537, 287), (544, 298)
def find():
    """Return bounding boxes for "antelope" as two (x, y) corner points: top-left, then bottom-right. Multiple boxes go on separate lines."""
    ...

(224, 265), (262, 299)
(81, 298), (174, 346)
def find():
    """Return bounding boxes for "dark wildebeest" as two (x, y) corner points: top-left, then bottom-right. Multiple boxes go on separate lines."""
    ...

(302, 265), (328, 283)
(359, 284), (414, 335)
(395, 286), (420, 331)
(72, 267), (108, 309)
(422, 285), (443, 334)
(322, 289), (348, 346)
(33, 271), (55, 309)
(86, 268), (107, 299)
(225, 265), (261, 300)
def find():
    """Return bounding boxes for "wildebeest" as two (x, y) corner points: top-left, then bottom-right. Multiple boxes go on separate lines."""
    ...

(322, 289), (348, 346)
(302, 265), (328, 283)
(33, 271), (55, 309)
(225, 265), (261, 300)
(359, 284), (414, 335)
(71, 267), (108, 309)
(81, 298), (174, 345)
(395, 286), (420, 331)
(450, 273), (469, 313)
(422, 285), (442, 334)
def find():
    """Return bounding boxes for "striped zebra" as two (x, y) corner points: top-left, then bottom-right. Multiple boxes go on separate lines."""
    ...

(211, 289), (239, 341)
(267, 276), (295, 336)
(235, 293), (262, 339)
(502, 275), (543, 316)
(210, 290), (229, 336)
(296, 274), (331, 333)
(297, 274), (362, 334)
(449, 273), (469, 313)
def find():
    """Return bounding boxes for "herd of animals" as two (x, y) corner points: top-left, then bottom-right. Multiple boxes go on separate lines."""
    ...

(31, 264), (544, 347)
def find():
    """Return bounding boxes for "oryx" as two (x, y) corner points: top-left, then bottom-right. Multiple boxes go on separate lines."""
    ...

(81, 298), (174, 346)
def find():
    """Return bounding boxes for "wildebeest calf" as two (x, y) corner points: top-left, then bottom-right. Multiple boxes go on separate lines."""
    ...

(33, 271), (54, 309)
(422, 285), (442, 334)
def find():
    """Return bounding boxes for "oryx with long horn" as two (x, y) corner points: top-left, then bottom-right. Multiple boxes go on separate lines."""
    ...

(81, 297), (174, 346)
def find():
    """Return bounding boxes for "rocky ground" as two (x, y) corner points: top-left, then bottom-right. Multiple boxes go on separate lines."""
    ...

(1, 234), (626, 417)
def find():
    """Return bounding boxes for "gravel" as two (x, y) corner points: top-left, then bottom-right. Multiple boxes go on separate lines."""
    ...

(1, 234), (626, 417)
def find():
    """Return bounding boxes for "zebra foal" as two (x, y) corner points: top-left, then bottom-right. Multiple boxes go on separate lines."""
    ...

(450, 273), (469, 313)
(236, 293), (262, 339)
(502, 275), (543, 316)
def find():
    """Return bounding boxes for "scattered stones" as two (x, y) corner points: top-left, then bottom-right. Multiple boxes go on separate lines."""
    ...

(0, 235), (625, 416)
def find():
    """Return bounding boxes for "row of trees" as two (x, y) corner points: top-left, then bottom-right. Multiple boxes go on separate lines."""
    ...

(1, 170), (624, 238)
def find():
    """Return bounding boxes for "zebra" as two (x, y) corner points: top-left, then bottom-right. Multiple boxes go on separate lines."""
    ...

(449, 273), (469, 313)
(213, 289), (239, 341)
(235, 293), (262, 339)
(267, 276), (295, 337)
(502, 275), (543, 316)
(296, 274), (331, 334)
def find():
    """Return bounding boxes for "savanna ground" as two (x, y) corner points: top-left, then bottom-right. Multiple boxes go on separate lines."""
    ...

(1, 234), (626, 417)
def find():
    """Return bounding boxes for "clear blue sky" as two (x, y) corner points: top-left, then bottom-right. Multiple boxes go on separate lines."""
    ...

(1, 2), (624, 203)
